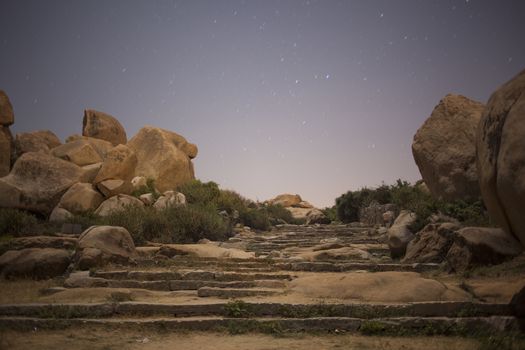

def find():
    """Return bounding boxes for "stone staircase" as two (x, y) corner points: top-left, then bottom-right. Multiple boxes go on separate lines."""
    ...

(0, 224), (522, 337)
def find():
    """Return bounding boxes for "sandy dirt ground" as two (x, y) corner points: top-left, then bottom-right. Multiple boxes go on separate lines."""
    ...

(0, 329), (482, 350)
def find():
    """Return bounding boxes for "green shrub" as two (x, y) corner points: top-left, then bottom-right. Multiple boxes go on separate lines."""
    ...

(65, 204), (231, 245)
(216, 189), (251, 216)
(265, 204), (295, 224)
(240, 208), (271, 231)
(0, 208), (39, 236)
(178, 180), (221, 206)
(322, 206), (337, 223)
(335, 179), (491, 231)
(335, 191), (362, 223)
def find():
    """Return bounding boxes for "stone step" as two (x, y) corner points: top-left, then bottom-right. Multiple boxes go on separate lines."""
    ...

(91, 270), (294, 282)
(0, 315), (518, 335)
(197, 287), (281, 298)
(0, 301), (512, 319)
(275, 262), (439, 272)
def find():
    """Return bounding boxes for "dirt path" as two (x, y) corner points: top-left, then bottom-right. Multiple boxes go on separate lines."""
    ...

(0, 329), (481, 350)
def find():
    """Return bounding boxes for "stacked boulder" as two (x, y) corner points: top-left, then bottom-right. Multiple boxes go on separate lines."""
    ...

(0, 93), (197, 220)
(267, 193), (330, 224)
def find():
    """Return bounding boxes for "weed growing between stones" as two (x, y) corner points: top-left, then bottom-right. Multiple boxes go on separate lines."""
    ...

(224, 300), (253, 318)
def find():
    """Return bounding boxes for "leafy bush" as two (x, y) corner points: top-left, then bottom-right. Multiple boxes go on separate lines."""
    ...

(216, 189), (251, 217)
(179, 180), (283, 229)
(335, 179), (491, 231)
(322, 206), (337, 223)
(335, 191), (364, 223)
(0, 208), (39, 236)
(265, 204), (294, 224)
(66, 204), (231, 245)
(178, 180), (221, 206)
(240, 208), (271, 231)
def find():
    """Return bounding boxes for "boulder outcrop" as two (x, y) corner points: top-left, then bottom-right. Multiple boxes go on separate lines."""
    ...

(412, 94), (484, 201)
(82, 109), (127, 146)
(127, 126), (197, 192)
(476, 69), (525, 247)
(0, 152), (84, 215)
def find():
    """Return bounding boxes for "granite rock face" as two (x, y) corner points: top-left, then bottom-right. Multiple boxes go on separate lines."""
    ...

(476, 69), (525, 247)
(412, 94), (484, 201)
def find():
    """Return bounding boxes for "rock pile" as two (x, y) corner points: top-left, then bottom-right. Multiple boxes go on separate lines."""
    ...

(267, 193), (329, 224)
(0, 94), (197, 220)
(412, 68), (525, 249)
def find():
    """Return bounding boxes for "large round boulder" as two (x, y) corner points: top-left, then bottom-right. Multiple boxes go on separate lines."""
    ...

(76, 225), (136, 269)
(412, 94), (484, 201)
(0, 152), (84, 215)
(477, 69), (525, 247)
(0, 248), (71, 279)
(82, 109), (127, 146)
(127, 126), (197, 192)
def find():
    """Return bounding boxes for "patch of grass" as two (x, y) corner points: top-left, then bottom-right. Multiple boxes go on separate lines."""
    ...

(359, 320), (389, 335)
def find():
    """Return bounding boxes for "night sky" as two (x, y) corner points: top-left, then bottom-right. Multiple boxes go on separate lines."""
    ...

(1, 1), (524, 208)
